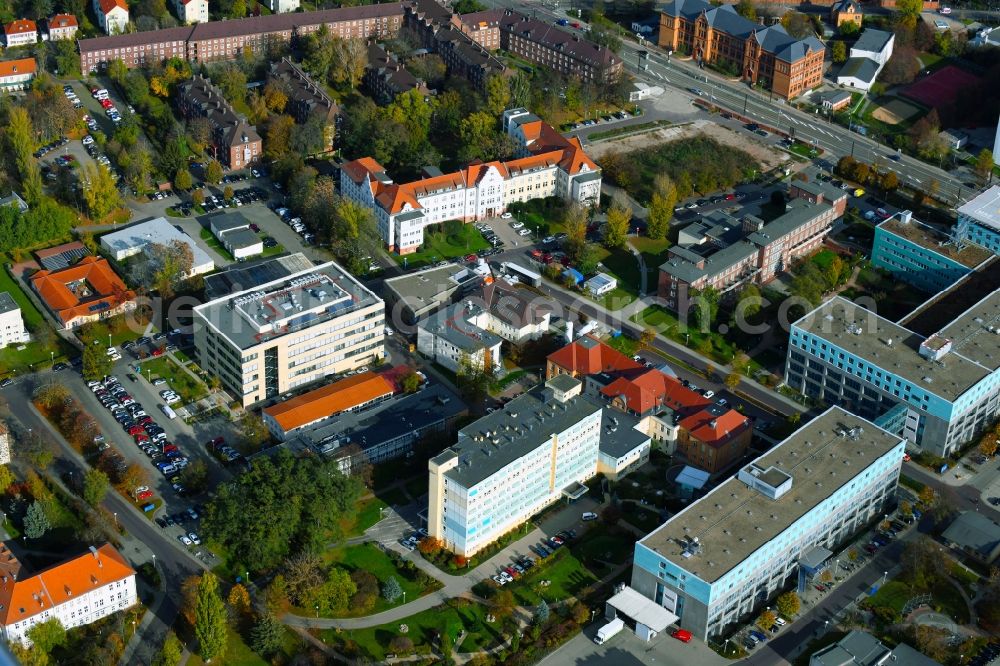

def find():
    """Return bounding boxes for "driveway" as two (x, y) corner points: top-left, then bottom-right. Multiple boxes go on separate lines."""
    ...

(540, 626), (727, 666)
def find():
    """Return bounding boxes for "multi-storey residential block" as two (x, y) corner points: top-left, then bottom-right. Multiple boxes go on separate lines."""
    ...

(4, 19), (37, 47)
(267, 58), (338, 151)
(46, 14), (78, 39)
(630, 407), (904, 642)
(174, 0), (207, 24)
(94, 0), (129, 34)
(340, 108), (600, 254)
(0, 58), (35, 91)
(837, 28), (894, 91)
(428, 375), (651, 556)
(0, 292), (29, 349)
(176, 75), (261, 170)
(658, 0), (824, 100)
(433, 26), (507, 90)
(872, 211), (992, 293)
(0, 544), (137, 646)
(78, 4), (403, 72)
(460, 9), (623, 83)
(785, 290), (1000, 457)
(364, 43), (432, 105)
(956, 185), (1000, 254)
(417, 302), (504, 373)
(193, 259), (384, 407)
(658, 183), (844, 313)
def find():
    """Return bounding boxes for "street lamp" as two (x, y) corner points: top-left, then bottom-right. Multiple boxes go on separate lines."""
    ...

(881, 571), (888, 586)
(113, 512), (118, 528)
(402, 591), (407, 604)
(315, 605), (319, 618)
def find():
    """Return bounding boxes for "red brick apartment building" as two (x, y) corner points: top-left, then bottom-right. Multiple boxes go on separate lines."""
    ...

(658, 0), (824, 100)
(657, 182), (846, 314)
(177, 75), (262, 170)
(459, 8), (623, 83)
(79, 4), (403, 72)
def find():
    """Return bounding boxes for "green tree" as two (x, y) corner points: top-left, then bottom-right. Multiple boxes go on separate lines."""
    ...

(25, 619), (66, 654)
(6, 107), (43, 204)
(382, 576), (403, 603)
(400, 371), (421, 393)
(562, 203), (588, 261)
(975, 149), (995, 182)
(832, 41), (848, 63)
(734, 0), (756, 21)
(173, 168), (193, 191)
(204, 160), (223, 185)
(738, 283), (762, 319)
(780, 11), (814, 38)
(484, 74), (511, 116)
(82, 468), (109, 507)
(604, 194), (632, 249)
(194, 574), (228, 662)
(895, 0), (923, 25)
(776, 591), (800, 618)
(0, 465), (12, 493)
(179, 460), (210, 493)
(756, 609), (777, 632)
(81, 163), (122, 221)
(688, 286), (720, 330)
(646, 174), (676, 240)
(24, 500), (50, 539)
(724, 373), (741, 391)
(153, 631), (183, 666)
(534, 599), (550, 624)
(249, 612), (284, 658)
(53, 38), (80, 76)
(315, 567), (356, 614)
(82, 344), (114, 382)
(329, 38), (368, 89)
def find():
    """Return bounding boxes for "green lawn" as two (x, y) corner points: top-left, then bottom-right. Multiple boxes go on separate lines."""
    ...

(866, 581), (910, 613)
(344, 496), (388, 537)
(391, 224), (489, 270)
(141, 356), (207, 404)
(321, 599), (502, 661)
(187, 624), (301, 666)
(509, 197), (567, 237)
(318, 543), (442, 618)
(788, 141), (821, 158)
(599, 247), (642, 295)
(633, 305), (751, 370)
(0, 259), (45, 328)
(631, 237), (672, 271)
(0, 260), (76, 375)
(510, 548), (599, 606)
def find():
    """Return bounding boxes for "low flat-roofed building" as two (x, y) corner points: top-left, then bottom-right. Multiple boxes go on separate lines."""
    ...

(631, 407), (904, 641)
(956, 185), (1000, 254)
(384, 263), (484, 325)
(193, 259), (384, 406)
(302, 381), (468, 471)
(203, 252), (313, 300)
(811, 631), (941, 666)
(584, 272), (617, 297)
(100, 217), (215, 275)
(873, 212), (993, 293)
(786, 291), (1000, 456)
(941, 511), (1000, 564)
(428, 375), (651, 556)
(221, 228), (263, 260)
(814, 89), (852, 111)
(262, 371), (395, 440)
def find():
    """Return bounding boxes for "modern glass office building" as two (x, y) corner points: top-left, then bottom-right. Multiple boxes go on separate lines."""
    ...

(955, 185), (1000, 255)
(631, 407), (904, 641)
(785, 292), (1000, 456)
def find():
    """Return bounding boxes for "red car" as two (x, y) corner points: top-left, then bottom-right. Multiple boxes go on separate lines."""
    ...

(814, 584), (826, 592)
(902, 453), (911, 462)
(671, 629), (692, 643)
(127, 425), (144, 436)
(208, 436), (225, 449)
(134, 434), (149, 444)
(151, 347), (164, 357)
(725, 193), (736, 201)
(464, 254), (477, 263)
(137, 416), (153, 426)
(529, 249), (543, 259)
(135, 490), (153, 501)
(504, 567), (518, 579)
(163, 444), (179, 454)
(571, 21), (580, 28)
(100, 98), (113, 109)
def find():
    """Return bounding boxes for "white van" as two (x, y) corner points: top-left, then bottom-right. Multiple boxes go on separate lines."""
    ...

(159, 403), (177, 420)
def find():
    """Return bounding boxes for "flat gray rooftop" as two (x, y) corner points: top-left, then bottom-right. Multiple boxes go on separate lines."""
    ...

(0, 291), (19, 315)
(194, 260), (381, 350)
(957, 184), (1000, 231)
(434, 387), (602, 489)
(419, 304), (503, 353)
(203, 252), (314, 300)
(639, 406), (903, 583)
(222, 228), (262, 251)
(878, 217), (992, 269)
(794, 296), (997, 401)
(384, 264), (475, 303)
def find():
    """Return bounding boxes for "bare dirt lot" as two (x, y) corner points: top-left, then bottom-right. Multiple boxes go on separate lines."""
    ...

(587, 119), (788, 171)
(870, 97), (922, 125)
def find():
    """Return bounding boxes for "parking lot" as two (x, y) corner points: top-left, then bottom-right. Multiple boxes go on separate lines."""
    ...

(71, 346), (240, 556)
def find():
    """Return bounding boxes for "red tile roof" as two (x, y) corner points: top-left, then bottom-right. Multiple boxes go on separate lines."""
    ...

(341, 157), (387, 185)
(600, 369), (711, 415)
(49, 13), (78, 28)
(263, 372), (395, 432)
(30, 256), (134, 326)
(547, 336), (641, 376)
(0, 544), (134, 626)
(0, 57), (35, 78)
(4, 19), (36, 35)
(679, 409), (750, 447)
(97, 0), (128, 15)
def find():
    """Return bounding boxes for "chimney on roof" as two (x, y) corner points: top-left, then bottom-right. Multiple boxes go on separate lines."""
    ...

(89, 545), (102, 567)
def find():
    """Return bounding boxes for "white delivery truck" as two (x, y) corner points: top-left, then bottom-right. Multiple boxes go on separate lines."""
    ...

(594, 617), (625, 644)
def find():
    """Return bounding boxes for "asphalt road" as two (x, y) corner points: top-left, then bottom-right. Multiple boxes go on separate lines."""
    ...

(1, 374), (205, 666)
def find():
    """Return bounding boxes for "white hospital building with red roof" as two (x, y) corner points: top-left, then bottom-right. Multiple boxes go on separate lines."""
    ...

(340, 107), (602, 254)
